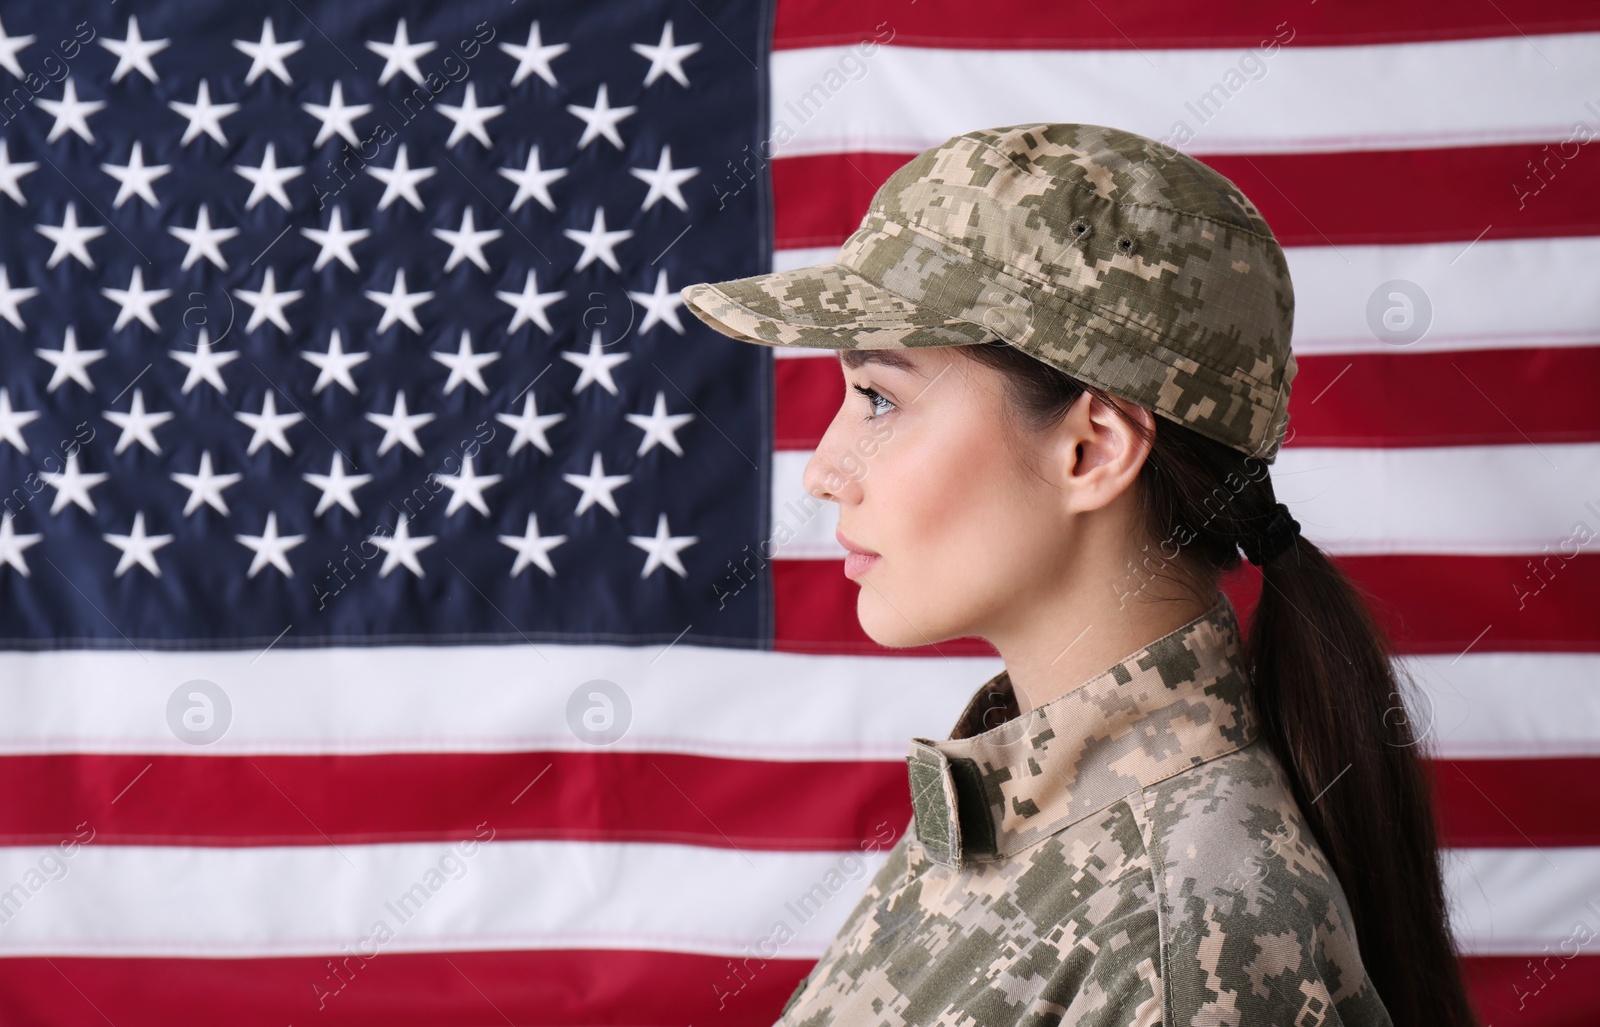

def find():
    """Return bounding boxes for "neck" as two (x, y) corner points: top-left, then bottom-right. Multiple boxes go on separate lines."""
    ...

(989, 588), (1217, 714)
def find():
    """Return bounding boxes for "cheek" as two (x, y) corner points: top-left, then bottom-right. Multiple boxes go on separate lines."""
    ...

(909, 440), (1075, 612)
(879, 423), (1031, 575)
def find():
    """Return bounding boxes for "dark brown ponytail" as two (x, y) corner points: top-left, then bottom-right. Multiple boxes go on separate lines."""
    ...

(956, 339), (1477, 1027)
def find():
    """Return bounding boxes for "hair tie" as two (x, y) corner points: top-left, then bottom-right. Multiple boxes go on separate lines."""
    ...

(1241, 502), (1300, 566)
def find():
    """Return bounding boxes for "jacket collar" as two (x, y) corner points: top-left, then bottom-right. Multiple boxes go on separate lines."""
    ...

(905, 594), (1258, 870)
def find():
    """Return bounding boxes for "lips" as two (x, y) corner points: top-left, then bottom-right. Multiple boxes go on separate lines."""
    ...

(836, 528), (879, 557)
(837, 528), (880, 580)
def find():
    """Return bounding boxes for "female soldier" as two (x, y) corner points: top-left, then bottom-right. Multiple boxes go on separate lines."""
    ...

(681, 123), (1475, 1026)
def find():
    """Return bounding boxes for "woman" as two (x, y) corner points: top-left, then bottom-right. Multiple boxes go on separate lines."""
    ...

(681, 124), (1475, 1026)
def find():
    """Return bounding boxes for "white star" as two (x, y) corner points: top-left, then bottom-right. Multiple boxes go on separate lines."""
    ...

(498, 513), (566, 577)
(236, 512), (306, 578)
(433, 206), (502, 273)
(367, 144), (435, 211)
(0, 387), (39, 453)
(432, 329), (499, 395)
(169, 204), (239, 270)
(0, 138), (38, 204)
(0, 264), (39, 329)
(434, 454), (503, 517)
(100, 15), (170, 84)
(369, 514), (435, 578)
(631, 145), (699, 213)
(170, 327), (240, 395)
(628, 268), (688, 335)
(236, 390), (304, 456)
(566, 83), (636, 150)
(366, 391), (434, 457)
(365, 268), (433, 334)
(626, 391), (695, 457)
(500, 21), (569, 87)
(101, 142), (172, 209)
(437, 83), (504, 148)
(563, 206), (633, 274)
(562, 451), (632, 517)
(498, 145), (568, 213)
(496, 393), (566, 456)
(561, 327), (631, 396)
(301, 206), (370, 272)
(367, 19), (435, 86)
(632, 22), (701, 88)
(0, 514), (43, 577)
(169, 80), (239, 146)
(0, 14), (35, 79)
(301, 329), (369, 395)
(302, 81), (371, 147)
(302, 453), (372, 516)
(234, 18), (303, 86)
(629, 512), (698, 578)
(235, 267), (303, 334)
(496, 269), (565, 335)
(39, 452), (109, 514)
(104, 512), (173, 578)
(36, 78), (105, 144)
(170, 450), (243, 516)
(101, 265), (172, 332)
(235, 142), (303, 211)
(36, 202), (105, 269)
(37, 327), (106, 393)
(104, 389), (174, 456)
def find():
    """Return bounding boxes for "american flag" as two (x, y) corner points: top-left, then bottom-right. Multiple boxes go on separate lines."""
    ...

(0, 0), (1596, 1024)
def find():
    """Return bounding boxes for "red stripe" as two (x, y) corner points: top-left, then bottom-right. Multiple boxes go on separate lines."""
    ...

(0, 949), (812, 1027)
(0, 751), (909, 849)
(773, 0), (1600, 50)
(1328, 554), (1600, 655)
(1286, 347), (1600, 447)
(1432, 759), (1600, 848)
(0, 950), (1592, 1027)
(772, 144), (1600, 251)
(776, 555), (1600, 655)
(776, 347), (1600, 450)
(1, 748), (1586, 850)
(1464, 954), (1600, 1027)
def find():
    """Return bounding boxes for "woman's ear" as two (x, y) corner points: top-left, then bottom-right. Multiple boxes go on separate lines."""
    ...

(1058, 392), (1155, 513)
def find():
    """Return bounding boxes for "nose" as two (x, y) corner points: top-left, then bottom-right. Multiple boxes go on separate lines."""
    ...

(800, 412), (861, 506)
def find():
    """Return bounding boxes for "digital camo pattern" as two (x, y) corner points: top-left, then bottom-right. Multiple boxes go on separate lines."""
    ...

(681, 123), (1298, 463)
(774, 596), (1391, 1026)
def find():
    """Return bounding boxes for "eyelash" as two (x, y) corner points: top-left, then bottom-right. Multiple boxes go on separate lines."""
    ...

(851, 383), (896, 420)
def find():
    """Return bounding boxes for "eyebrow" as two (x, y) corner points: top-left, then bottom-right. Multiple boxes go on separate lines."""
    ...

(839, 349), (925, 377)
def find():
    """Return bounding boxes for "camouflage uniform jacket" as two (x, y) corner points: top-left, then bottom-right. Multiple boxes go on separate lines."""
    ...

(774, 596), (1392, 1026)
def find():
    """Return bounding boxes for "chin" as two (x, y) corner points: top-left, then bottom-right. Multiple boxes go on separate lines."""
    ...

(857, 590), (963, 650)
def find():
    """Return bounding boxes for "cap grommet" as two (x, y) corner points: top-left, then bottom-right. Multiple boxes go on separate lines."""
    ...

(1116, 235), (1135, 254)
(1069, 219), (1090, 237)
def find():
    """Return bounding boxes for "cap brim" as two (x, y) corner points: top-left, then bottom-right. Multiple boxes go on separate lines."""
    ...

(681, 262), (996, 351)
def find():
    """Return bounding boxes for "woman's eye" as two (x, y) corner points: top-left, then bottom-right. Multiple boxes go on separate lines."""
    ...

(851, 383), (895, 419)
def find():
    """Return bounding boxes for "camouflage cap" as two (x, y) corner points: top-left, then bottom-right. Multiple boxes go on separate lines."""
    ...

(681, 122), (1298, 463)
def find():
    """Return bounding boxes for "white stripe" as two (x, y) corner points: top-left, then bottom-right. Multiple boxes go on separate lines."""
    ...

(1404, 653), (1600, 760)
(1445, 846), (1600, 955)
(0, 837), (1586, 956)
(0, 838), (892, 958)
(0, 644), (997, 758)
(768, 238), (1600, 357)
(1270, 445), (1600, 555)
(772, 445), (1600, 556)
(1, 645), (1589, 762)
(1288, 237), (1600, 355)
(0, 645), (1586, 762)
(771, 34), (1600, 157)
